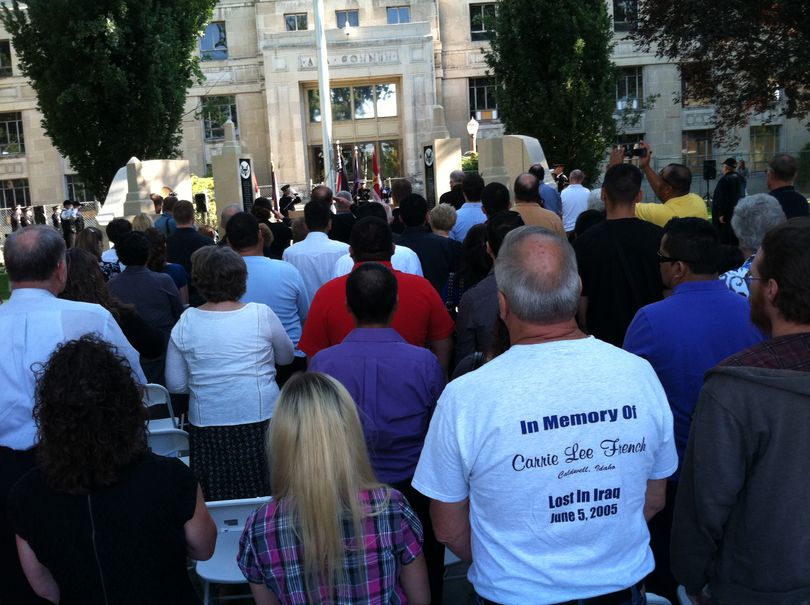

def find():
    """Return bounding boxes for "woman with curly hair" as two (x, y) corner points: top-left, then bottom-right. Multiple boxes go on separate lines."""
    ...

(8, 335), (216, 604)
(238, 372), (430, 605)
(59, 248), (164, 364)
(165, 245), (294, 501)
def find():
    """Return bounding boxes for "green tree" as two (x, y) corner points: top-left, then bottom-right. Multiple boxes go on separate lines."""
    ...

(1, 0), (216, 199)
(632, 0), (810, 140)
(485, 0), (617, 184)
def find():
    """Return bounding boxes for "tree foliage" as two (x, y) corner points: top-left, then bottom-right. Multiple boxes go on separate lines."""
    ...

(632, 0), (810, 140)
(1, 0), (216, 198)
(485, 0), (617, 184)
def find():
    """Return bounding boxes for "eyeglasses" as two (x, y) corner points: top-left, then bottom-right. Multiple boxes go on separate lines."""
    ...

(744, 271), (766, 287)
(657, 250), (693, 264)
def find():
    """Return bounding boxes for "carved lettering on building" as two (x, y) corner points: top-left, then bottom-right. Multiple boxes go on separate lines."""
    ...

(298, 51), (399, 71)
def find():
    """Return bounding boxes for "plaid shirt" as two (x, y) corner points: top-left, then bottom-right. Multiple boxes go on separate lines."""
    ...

(719, 332), (810, 371)
(238, 487), (423, 604)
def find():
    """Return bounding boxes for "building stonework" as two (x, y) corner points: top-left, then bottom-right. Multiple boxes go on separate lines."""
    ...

(0, 0), (806, 209)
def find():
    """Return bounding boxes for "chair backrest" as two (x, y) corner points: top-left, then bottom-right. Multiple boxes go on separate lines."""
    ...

(147, 427), (189, 457)
(142, 383), (177, 427)
(206, 497), (272, 533)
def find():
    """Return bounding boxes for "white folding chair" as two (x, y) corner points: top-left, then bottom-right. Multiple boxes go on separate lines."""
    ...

(646, 593), (672, 605)
(443, 548), (468, 583)
(196, 496), (272, 605)
(143, 383), (179, 430)
(676, 586), (693, 605)
(146, 427), (189, 458)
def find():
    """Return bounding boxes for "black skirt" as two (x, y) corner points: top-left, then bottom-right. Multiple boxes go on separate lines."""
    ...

(188, 420), (271, 501)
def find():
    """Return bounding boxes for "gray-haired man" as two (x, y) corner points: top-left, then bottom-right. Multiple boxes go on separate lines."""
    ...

(0, 226), (145, 604)
(414, 226), (677, 604)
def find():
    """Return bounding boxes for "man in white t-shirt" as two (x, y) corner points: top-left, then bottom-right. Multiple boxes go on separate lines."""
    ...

(561, 169), (591, 235)
(413, 225), (677, 605)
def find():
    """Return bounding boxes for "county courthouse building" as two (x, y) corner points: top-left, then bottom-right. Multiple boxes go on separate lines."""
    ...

(0, 0), (805, 208)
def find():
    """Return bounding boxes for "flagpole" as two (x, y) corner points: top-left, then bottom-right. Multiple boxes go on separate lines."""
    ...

(313, 0), (335, 190)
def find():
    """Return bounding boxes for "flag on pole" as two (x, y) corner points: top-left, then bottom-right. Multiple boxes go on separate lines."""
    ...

(351, 146), (361, 199)
(270, 158), (281, 212)
(335, 142), (349, 193)
(371, 146), (383, 202)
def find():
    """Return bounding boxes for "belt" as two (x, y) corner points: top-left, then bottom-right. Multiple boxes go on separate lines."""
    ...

(0, 445), (37, 459)
(478, 580), (644, 605)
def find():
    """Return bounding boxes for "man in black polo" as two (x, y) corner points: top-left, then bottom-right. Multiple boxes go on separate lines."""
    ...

(767, 153), (809, 218)
(396, 193), (462, 294)
(166, 199), (214, 306)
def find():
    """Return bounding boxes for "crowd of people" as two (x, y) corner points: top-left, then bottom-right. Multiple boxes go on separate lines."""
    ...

(0, 146), (809, 605)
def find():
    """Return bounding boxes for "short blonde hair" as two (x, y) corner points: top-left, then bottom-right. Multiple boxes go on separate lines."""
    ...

(190, 245), (246, 303)
(131, 213), (154, 232)
(428, 203), (457, 232)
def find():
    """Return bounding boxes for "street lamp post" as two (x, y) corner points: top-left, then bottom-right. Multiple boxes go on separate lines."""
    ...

(466, 117), (480, 154)
(313, 0), (335, 190)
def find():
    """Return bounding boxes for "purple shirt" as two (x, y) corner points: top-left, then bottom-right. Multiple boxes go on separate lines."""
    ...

(309, 328), (445, 483)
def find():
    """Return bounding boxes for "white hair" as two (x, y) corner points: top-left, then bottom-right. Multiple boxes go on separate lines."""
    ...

(494, 226), (580, 324)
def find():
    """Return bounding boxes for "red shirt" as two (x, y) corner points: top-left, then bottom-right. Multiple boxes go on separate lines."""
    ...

(299, 262), (455, 357)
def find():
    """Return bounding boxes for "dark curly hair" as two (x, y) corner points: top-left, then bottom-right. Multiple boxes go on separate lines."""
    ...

(59, 248), (130, 320)
(34, 335), (148, 495)
(458, 223), (492, 288)
(144, 227), (168, 272)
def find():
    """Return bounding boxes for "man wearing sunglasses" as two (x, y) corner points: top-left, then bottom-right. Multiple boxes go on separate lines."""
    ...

(624, 217), (762, 601)
(632, 141), (709, 228)
(672, 221), (810, 605)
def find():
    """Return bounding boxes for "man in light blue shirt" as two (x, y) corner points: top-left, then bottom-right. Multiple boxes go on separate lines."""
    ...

(227, 212), (309, 385)
(153, 194), (178, 237)
(0, 226), (145, 604)
(450, 172), (487, 242)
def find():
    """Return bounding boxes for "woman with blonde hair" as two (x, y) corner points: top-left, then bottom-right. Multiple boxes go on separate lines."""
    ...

(238, 372), (430, 605)
(132, 212), (154, 231)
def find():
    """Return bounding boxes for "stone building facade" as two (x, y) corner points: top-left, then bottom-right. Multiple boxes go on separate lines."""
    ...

(0, 0), (805, 208)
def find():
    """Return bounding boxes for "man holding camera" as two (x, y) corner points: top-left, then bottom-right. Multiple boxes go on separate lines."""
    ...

(633, 141), (708, 228)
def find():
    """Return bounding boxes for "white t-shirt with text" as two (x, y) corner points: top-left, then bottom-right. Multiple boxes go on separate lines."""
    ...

(413, 337), (677, 604)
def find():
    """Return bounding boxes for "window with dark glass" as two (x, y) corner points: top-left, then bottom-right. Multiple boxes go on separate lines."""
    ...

(308, 83), (398, 123)
(202, 96), (238, 140)
(616, 67), (643, 110)
(469, 77), (497, 118)
(200, 22), (227, 61)
(750, 125), (780, 171)
(0, 41), (11, 77)
(65, 175), (96, 203)
(682, 129), (714, 175)
(386, 6), (411, 24)
(613, 0), (638, 32)
(285, 13), (308, 31)
(336, 10), (359, 29)
(0, 178), (29, 209)
(680, 63), (712, 107)
(469, 4), (496, 41)
(0, 112), (24, 155)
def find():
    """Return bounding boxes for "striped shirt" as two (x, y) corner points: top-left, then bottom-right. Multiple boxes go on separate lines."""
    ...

(238, 487), (423, 604)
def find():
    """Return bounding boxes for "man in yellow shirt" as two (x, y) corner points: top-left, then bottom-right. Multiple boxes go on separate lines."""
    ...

(633, 141), (709, 227)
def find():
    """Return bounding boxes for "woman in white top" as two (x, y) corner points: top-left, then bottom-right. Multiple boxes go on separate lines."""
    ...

(166, 246), (294, 501)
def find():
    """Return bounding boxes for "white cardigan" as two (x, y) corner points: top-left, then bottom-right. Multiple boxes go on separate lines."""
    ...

(165, 303), (294, 427)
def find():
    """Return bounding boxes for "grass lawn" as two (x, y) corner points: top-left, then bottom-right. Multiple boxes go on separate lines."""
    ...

(0, 268), (8, 301)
